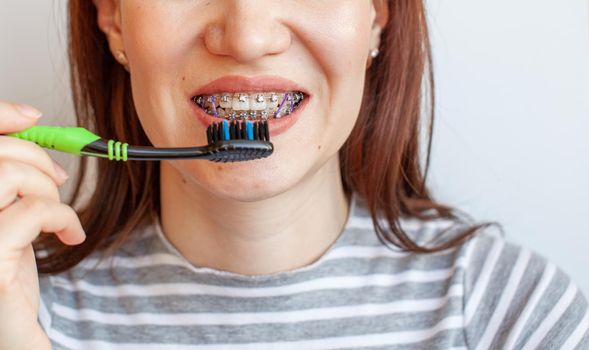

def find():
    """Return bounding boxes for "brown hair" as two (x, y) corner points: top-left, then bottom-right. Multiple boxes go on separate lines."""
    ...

(35, 0), (499, 273)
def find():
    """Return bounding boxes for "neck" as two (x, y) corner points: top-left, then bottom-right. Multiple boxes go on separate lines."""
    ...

(159, 157), (350, 276)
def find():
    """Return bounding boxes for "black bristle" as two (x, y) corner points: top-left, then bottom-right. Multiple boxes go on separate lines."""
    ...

(230, 120), (236, 140)
(240, 121), (247, 139)
(254, 123), (259, 141)
(206, 125), (213, 144)
(258, 122), (264, 141)
(253, 122), (260, 140)
(210, 123), (216, 143)
(236, 121), (242, 140)
(263, 121), (269, 141)
(217, 123), (223, 141)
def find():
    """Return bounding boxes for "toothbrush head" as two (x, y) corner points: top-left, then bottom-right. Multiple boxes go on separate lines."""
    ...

(205, 120), (273, 162)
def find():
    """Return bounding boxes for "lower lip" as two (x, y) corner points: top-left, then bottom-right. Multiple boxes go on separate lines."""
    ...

(189, 97), (309, 138)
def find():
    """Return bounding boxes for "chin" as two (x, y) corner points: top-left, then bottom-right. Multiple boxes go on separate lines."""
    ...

(203, 175), (295, 203)
(176, 159), (302, 203)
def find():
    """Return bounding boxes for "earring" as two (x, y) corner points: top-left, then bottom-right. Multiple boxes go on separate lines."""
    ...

(370, 48), (380, 58)
(115, 50), (129, 70)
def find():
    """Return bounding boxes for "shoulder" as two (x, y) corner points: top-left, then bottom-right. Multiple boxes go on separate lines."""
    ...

(352, 193), (589, 348)
(459, 231), (589, 349)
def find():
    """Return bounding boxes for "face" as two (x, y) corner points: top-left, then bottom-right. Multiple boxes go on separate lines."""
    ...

(96, 0), (386, 201)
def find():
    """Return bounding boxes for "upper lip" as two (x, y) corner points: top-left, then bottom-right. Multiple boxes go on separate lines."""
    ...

(190, 75), (310, 97)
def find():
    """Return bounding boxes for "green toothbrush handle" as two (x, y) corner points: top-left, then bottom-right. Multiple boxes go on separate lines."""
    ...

(7, 126), (102, 155)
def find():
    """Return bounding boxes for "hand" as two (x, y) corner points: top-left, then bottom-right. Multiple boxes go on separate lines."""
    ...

(0, 101), (86, 350)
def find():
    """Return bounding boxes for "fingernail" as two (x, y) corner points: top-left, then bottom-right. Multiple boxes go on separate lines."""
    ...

(53, 161), (69, 181)
(15, 103), (43, 119)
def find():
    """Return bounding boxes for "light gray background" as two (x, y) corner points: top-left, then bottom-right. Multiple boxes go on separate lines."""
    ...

(1, 1), (587, 293)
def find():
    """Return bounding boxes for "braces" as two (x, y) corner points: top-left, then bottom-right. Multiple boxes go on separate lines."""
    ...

(193, 92), (304, 121)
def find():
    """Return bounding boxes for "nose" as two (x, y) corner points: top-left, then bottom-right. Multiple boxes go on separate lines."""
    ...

(203, 1), (291, 63)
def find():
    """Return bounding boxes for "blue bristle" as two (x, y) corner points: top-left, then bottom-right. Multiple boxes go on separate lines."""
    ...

(223, 120), (230, 141)
(246, 121), (254, 140)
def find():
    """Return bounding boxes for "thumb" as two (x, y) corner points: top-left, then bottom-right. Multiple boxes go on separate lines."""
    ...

(0, 101), (42, 134)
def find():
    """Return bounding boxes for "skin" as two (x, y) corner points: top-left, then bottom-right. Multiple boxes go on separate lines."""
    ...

(94, 0), (388, 275)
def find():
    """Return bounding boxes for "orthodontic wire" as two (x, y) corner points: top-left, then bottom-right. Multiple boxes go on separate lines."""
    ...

(275, 94), (288, 118)
(211, 95), (219, 118)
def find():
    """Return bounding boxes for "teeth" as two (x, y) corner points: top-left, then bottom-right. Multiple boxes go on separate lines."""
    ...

(193, 91), (305, 120)
(232, 94), (250, 110)
(250, 94), (267, 111)
(220, 94), (232, 108)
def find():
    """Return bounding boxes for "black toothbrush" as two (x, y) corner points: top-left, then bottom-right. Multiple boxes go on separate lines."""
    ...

(6, 119), (273, 162)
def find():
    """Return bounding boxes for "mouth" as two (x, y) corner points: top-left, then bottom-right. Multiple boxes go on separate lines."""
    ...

(191, 91), (306, 121)
(189, 75), (311, 137)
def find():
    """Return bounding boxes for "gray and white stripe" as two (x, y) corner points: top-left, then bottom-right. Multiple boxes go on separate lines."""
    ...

(37, 194), (589, 349)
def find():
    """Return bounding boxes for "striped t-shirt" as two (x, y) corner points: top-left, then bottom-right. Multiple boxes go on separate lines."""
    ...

(38, 194), (589, 349)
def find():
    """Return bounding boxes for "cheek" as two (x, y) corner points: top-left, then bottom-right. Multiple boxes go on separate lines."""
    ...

(122, 4), (199, 93)
(121, 3), (195, 73)
(331, 27), (370, 142)
(121, 3), (198, 142)
(303, 4), (371, 82)
(299, 6), (371, 152)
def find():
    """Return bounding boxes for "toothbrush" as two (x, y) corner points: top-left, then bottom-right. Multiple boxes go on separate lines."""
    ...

(5, 120), (273, 162)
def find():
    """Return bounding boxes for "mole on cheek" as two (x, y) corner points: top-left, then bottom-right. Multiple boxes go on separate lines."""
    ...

(317, 145), (322, 150)
(216, 166), (223, 171)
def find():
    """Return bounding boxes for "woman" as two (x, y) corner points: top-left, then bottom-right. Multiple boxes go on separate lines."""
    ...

(0, 0), (587, 349)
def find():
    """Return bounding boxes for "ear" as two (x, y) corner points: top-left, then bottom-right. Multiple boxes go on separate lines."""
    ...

(93, 0), (125, 56)
(370, 0), (389, 51)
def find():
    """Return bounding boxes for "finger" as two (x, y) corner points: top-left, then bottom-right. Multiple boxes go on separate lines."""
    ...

(0, 136), (68, 187)
(0, 101), (42, 134)
(0, 197), (85, 250)
(0, 160), (61, 210)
